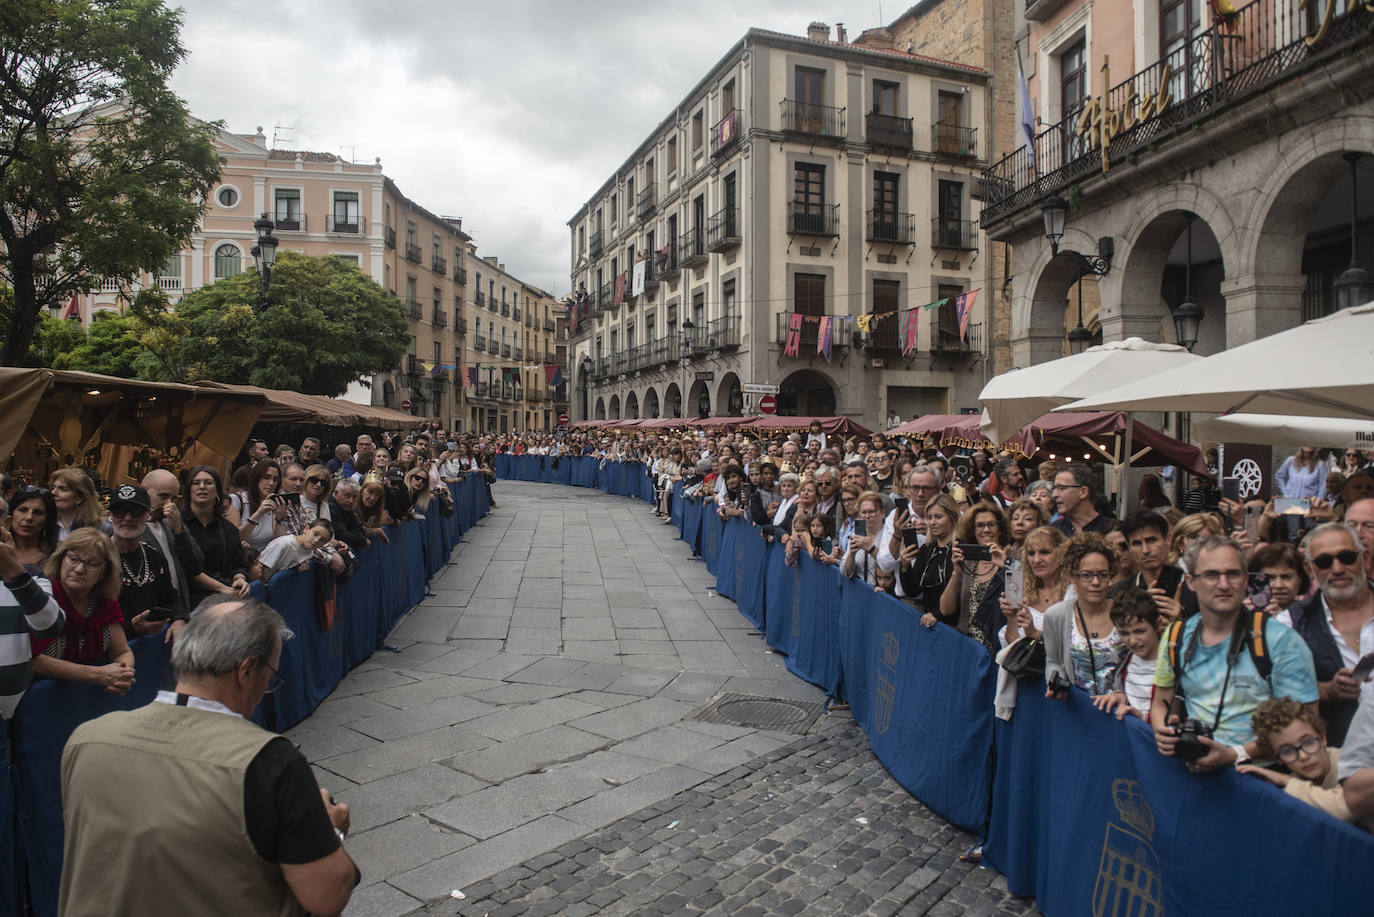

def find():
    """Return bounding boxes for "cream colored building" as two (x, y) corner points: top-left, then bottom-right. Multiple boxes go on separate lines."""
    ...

(75, 121), (564, 432)
(567, 23), (991, 427)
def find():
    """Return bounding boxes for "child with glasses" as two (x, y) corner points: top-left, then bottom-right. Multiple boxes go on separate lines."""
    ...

(1238, 697), (1374, 831)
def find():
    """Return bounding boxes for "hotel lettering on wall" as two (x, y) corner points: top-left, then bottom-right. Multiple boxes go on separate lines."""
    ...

(1075, 56), (1172, 176)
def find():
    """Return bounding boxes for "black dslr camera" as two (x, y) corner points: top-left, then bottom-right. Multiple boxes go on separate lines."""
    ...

(1174, 717), (1213, 763)
(1046, 671), (1072, 699)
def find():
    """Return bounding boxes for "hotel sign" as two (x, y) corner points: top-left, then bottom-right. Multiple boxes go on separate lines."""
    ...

(1075, 56), (1173, 176)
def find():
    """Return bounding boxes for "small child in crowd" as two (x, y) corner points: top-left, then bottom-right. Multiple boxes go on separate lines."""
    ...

(1091, 588), (1163, 721)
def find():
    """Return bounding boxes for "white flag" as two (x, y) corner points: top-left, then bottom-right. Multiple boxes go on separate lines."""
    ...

(632, 259), (646, 298)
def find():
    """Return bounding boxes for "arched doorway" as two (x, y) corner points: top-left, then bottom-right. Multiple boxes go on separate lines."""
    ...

(625, 391), (639, 419)
(664, 382), (683, 419)
(643, 387), (660, 418)
(594, 397), (606, 420)
(716, 372), (743, 416)
(687, 380), (711, 418)
(609, 394), (621, 420)
(778, 369), (836, 416)
(1117, 210), (1227, 355)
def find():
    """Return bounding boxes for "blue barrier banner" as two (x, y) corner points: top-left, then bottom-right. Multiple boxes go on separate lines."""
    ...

(787, 554), (842, 694)
(985, 688), (1374, 916)
(342, 542), (384, 669)
(734, 524), (768, 630)
(839, 582), (995, 831)
(576, 456), (597, 488)
(495, 454), (513, 478)
(11, 635), (171, 917)
(763, 543), (799, 654)
(700, 508), (724, 575)
(683, 497), (703, 557)
(670, 482), (685, 532)
(555, 455), (575, 486)
(266, 566), (344, 731)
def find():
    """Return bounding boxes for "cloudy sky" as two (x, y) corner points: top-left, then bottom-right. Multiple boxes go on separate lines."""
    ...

(169, 0), (891, 296)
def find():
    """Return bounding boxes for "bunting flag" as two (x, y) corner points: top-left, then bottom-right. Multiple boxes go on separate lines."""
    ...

(1017, 48), (1037, 173)
(784, 313), (802, 357)
(62, 294), (80, 321)
(955, 289), (980, 341)
(544, 364), (564, 387)
(466, 367), (478, 387)
(855, 313), (873, 334)
(922, 297), (950, 311)
(613, 272), (625, 305)
(632, 259), (646, 298)
(900, 309), (918, 356)
(817, 315), (833, 362)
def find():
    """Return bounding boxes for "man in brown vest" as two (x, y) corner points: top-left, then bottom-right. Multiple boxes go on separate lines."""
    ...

(58, 596), (358, 917)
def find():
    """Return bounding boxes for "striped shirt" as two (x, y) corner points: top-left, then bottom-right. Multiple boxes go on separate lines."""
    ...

(1, 571), (65, 720)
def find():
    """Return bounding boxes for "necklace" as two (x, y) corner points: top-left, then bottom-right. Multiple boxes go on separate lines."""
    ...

(120, 542), (155, 588)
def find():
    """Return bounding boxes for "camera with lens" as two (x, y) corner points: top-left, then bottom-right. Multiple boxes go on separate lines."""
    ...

(1174, 717), (1214, 763)
(1046, 671), (1072, 699)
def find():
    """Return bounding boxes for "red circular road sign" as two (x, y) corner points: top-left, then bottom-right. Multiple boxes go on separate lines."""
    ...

(759, 394), (777, 414)
(400, 399), (412, 411)
(558, 413), (570, 425)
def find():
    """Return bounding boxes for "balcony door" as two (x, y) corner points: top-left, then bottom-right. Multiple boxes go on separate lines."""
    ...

(1059, 38), (1088, 161)
(936, 180), (963, 246)
(794, 67), (826, 132)
(873, 172), (899, 241)
(794, 273), (825, 350)
(936, 92), (963, 153)
(1160, 0), (1204, 102)
(793, 164), (825, 234)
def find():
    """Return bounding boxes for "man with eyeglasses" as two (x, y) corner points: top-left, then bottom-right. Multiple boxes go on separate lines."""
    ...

(1345, 498), (1374, 579)
(1051, 465), (1113, 536)
(108, 485), (188, 644)
(1152, 534), (1318, 773)
(1287, 522), (1374, 746)
(869, 450), (896, 494)
(876, 466), (942, 600)
(59, 596), (358, 916)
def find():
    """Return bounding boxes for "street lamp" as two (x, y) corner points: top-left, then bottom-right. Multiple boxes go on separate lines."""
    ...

(1041, 194), (1113, 354)
(252, 212), (279, 311)
(1333, 152), (1374, 313)
(1171, 214), (1203, 351)
(579, 354), (593, 421)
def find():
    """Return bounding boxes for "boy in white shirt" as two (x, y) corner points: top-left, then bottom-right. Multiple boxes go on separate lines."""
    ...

(1092, 589), (1164, 721)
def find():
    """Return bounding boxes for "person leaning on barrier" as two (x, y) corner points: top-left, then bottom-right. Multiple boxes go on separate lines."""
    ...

(1151, 534), (1319, 773)
(57, 596), (358, 917)
(0, 495), (65, 720)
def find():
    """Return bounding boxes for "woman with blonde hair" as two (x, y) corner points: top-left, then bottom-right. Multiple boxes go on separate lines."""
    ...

(999, 525), (1068, 648)
(298, 464), (334, 525)
(31, 529), (134, 695)
(48, 468), (102, 542)
(1167, 512), (1224, 567)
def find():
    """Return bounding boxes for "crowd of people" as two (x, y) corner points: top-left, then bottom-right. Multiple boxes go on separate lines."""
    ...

(496, 427), (1374, 832)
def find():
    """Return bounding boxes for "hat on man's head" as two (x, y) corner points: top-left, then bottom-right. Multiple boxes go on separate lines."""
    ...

(109, 484), (151, 512)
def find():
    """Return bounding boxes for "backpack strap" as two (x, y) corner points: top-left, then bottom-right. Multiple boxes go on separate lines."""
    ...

(1165, 620), (1186, 683)
(1247, 609), (1273, 687)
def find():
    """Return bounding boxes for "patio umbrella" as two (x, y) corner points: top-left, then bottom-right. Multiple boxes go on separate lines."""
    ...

(1060, 301), (1374, 420)
(1193, 413), (1374, 450)
(977, 338), (1199, 443)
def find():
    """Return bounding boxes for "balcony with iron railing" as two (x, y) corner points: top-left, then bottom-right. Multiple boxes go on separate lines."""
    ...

(454, 265), (467, 285)
(932, 122), (978, 159)
(867, 210), (916, 245)
(636, 256), (660, 295)
(679, 228), (709, 268)
(274, 212), (304, 232)
(475, 381), (490, 399)
(432, 254), (447, 275)
(384, 225), (396, 248)
(686, 315), (741, 354)
(707, 207), (740, 252)
(543, 317), (555, 332)
(787, 201), (840, 237)
(431, 306), (447, 328)
(610, 352), (628, 376)
(327, 213), (365, 234)
(656, 242), (681, 281)
(454, 315), (468, 335)
(931, 218), (979, 250)
(780, 100), (845, 140)
(406, 354), (422, 376)
(981, 0), (1370, 227)
(501, 343), (511, 358)
(406, 299), (423, 320)
(773, 312), (852, 356)
(867, 112), (913, 152)
(475, 291), (486, 308)
(513, 344), (522, 361)
(592, 357), (610, 380)
(934, 320), (983, 354)
(637, 182), (656, 217)
(596, 282), (612, 314)
(474, 333), (486, 351)
(711, 109), (742, 157)
(405, 242), (422, 263)
(590, 229), (604, 259)
(500, 301), (510, 317)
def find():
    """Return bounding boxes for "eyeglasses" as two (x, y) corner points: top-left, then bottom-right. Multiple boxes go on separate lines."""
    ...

(1311, 549), (1361, 570)
(262, 661), (285, 694)
(1274, 734), (1323, 764)
(1052, 483), (1084, 492)
(974, 521), (1000, 530)
(110, 506), (149, 518)
(62, 554), (107, 572)
(1193, 568), (1246, 584)
(307, 477), (329, 486)
(1074, 570), (1111, 583)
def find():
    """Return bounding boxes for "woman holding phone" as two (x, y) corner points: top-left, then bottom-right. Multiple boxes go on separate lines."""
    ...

(1043, 533), (1124, 697)
(999, 525), (1068, 648)
(227, 460), (286, 552)
(900, 494), (959, 621)
(842, 492), (888, 587)
(938, 502), (1011, 651)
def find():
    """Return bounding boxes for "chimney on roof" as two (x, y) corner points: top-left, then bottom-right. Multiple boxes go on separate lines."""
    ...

(807, 21), (830, 42)
(835, 22), (847, 43)
(861, 27), (896, 50)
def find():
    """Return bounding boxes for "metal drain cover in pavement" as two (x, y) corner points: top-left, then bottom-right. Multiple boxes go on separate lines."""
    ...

(690, 693), (825, 735)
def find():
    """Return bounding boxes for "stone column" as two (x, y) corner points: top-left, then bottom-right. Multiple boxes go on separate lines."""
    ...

(1220, 273), (1306, 347)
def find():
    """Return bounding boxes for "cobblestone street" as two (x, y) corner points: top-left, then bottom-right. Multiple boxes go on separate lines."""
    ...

(293, 482), (1039, 916)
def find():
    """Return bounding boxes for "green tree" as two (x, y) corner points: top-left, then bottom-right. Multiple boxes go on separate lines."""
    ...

(0, 0), (222, 366)
(50, 311), (144, 376)
(172, 252), (410, 396)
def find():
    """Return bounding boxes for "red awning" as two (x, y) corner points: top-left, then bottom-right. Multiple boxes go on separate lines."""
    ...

(738, 415), (875, 437)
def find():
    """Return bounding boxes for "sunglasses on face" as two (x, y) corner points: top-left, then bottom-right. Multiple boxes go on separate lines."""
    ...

(307, 477), (329, 486)
(1311, 549), (1360, 570)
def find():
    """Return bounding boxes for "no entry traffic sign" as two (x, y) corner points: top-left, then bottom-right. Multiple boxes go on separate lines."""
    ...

(759, 394), (777, 414)
(558, 413), (570, 425)
(400, 399), (412, 411)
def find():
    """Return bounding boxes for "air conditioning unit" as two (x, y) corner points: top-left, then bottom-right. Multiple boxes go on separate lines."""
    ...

(869, 358), (885, 369)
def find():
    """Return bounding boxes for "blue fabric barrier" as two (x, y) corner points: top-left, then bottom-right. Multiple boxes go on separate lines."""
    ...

(838, 579), (995, 832)
(784, 554), (842, 694)
(4, 475), (490, 916)
(984, 688), (1374, 916)
(700, 508), (724, 575)
(576, 456), (597, 488)
(670, 482), (685, 533)
(495, 454), (513, 478)
(714, 518), (766, 626)
(11, 635), (171, 917)
(683, 497), (703, 557)
(1, 722), (17, 917)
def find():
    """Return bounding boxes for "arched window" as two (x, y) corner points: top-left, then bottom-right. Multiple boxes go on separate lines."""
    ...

(213, 243), (242, 279)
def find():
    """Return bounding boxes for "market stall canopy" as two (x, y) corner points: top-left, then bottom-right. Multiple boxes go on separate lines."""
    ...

(0, 367), (265, 466)
(1194, 413), (1374, 450)
(887, 414), (986, 443)
(194, 381), (425, 429)
(738, 416), (875, 437)
(681, 416), (751, 431)
(978, 338), (1199, 443)
(1060, 302), (1374, 420)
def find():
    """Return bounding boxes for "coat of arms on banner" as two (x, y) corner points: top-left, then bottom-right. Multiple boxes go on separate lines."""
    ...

(790, 564), (803, 637)
(875, 632), (899, 734)
(1093, 779), (1164, 917)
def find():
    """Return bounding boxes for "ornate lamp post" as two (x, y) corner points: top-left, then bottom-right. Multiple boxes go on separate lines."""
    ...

(1041, 194), (1113, 355)
(250, 212), (279, 311)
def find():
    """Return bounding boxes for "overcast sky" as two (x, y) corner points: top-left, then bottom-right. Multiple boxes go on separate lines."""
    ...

(169, 1), (891, 296)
